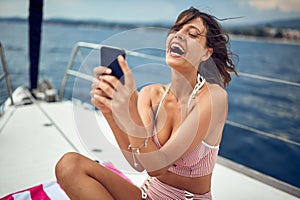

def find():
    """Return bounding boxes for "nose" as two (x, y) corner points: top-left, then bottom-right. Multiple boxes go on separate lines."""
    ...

(174, 33), (184, 40)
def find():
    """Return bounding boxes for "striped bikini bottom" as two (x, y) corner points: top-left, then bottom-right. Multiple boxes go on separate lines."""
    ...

(141, 177), (212, 200)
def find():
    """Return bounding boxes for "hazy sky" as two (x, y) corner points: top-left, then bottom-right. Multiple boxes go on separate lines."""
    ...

(0, 0), (300, 25)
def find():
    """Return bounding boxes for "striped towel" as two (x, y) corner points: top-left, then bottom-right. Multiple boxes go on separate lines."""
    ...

(0, 180), (69, 200)
(1, 162), (131, 200)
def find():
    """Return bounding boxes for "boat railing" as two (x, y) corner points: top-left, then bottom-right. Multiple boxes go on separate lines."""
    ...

(59, 42), (100, 100)
(59, 42), (300, 145)
(58, 41), (300, 196)
(0, 42), (14, 106)
(59, 42), (165, 100)
(60, 41), (300, 146)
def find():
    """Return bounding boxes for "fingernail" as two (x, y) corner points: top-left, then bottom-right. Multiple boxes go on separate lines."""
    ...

(94, 94), (100, 99)
(118, 55), (124, 62)
(92, 78), (98, 83)
(105, 68), (112, 74)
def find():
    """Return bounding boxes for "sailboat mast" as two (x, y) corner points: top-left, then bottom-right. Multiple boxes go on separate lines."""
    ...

(29, 0), (43, 91)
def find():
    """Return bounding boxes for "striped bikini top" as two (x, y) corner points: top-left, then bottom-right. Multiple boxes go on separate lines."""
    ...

(152, 84), (219, 177)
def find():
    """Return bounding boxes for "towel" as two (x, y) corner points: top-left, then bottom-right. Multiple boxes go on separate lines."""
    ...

(0, 180), (69, 200)
(1, 162), (131, 200)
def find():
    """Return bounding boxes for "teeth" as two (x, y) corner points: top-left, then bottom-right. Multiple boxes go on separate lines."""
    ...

(171, 43), (184, 52)
(170, 43), (184, 55)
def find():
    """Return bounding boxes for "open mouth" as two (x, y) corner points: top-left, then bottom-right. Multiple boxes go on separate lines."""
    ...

(170, 43), (185, 56)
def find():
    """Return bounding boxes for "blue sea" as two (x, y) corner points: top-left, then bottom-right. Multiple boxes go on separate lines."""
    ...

(0, 20), (300, 188)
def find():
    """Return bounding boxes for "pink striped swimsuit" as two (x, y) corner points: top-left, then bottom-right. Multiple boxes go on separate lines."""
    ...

(152, 133), (219, 178)
(153, 84), (219, 178)
(141, 85), (219, 199)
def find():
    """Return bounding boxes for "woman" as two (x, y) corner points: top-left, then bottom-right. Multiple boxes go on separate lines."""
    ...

(55, 7), (237, 199)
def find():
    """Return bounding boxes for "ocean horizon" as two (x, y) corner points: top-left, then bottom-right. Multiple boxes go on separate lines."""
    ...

(0, 20), (300, 188)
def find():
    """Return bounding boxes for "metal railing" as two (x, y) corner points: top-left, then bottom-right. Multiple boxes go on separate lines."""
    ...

(58, 41), (300, 196)
(0, 42), (14, 106)
(59, 41), (300, 148)
(59, 42), (165, 100)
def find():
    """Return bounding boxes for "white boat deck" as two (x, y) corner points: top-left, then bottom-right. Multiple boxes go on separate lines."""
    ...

(0, 90), (299, 199)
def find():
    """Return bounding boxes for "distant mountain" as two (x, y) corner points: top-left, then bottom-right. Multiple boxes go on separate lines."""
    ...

(0, 17), (27, 23)
(1, 16), (299, 30)
(0, 17), (171, 29)
(223, 17), (300, 40)
(225, 17), (300, 30)
(257, 17), (300, 29)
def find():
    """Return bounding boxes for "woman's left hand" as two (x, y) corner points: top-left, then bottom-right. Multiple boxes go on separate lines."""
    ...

(92, 56), (139, 130)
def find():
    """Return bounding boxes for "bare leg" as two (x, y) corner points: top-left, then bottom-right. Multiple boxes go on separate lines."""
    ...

(55, 152), (142, 200)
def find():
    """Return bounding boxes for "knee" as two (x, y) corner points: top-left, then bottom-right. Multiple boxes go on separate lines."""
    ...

(55, 152), (82, 182)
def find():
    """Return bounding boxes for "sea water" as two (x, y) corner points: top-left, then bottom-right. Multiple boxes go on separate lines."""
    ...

(0, 20), (299, 188)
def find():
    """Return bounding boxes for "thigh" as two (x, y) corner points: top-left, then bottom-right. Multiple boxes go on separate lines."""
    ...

(71, 152), (143, 200)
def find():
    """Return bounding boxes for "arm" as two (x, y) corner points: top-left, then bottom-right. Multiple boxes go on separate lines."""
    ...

(133, 83), (228, 176)
(91, 62), (145, 171)
(92, 57), (227, 175)
(100, 85), (157, 171)
(102, 112), (145, 172)
(91, 56), (155, 171)
(134, 88), (212, 175)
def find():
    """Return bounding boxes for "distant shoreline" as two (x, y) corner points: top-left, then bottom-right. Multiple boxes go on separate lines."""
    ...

(229, 34), (300, 45)
(1, 17), (299, 45)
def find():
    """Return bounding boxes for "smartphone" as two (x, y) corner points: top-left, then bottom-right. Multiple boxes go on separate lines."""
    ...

(100, 46), (126, 84)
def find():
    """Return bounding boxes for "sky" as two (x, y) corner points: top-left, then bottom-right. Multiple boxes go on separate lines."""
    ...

(0, 0), (300, 25)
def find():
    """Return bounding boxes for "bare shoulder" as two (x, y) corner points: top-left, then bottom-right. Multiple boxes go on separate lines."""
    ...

(207, 83), (227, 96)
(138, 84), (169, 124)
(139, 84), (162, 95)
(200, 83), (228, 100)
(195, 83), (228, 111)
(205, 83), (228, 112)
(139, 84), (168, 105)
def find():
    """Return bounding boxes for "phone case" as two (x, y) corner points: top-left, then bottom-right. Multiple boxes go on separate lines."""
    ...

(100, 46), (126, 84)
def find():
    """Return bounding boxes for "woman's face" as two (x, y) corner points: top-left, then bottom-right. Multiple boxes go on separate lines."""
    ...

(166, 17), (212, 72)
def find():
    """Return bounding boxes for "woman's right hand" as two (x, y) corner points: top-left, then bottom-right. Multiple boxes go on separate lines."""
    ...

(90, 66), (112, 114)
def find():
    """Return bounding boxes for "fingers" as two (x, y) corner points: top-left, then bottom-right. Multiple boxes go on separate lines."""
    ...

(90, 74), (120, 112)
(93, 66), (112, 77)
(90, 87), (107, 99)
(93, 75), (120, 98)
(91, 94), (110, 107)
(117, 55), (129, 73)
(91, 56), (136, 115)
(91, 66), (116, 113)
(117, 56), (135, 88)
(90, 86), (112, 112)
(91, 96), (111, 113)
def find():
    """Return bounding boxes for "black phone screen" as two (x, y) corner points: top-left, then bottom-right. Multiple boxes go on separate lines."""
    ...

(100, 46), (126, 84)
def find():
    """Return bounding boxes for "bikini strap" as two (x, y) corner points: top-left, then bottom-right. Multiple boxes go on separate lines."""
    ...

(154, 84), (171, 120)
(187, 73), (206, 110)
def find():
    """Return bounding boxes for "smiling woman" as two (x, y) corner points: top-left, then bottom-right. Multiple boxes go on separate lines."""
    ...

(55, 6), (238, 200)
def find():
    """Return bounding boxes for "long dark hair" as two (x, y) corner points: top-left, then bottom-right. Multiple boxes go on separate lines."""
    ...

(170, 7), (238, 87)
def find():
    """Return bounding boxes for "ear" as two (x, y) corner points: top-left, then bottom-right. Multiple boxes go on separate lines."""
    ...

(201, 47), (213, 62)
